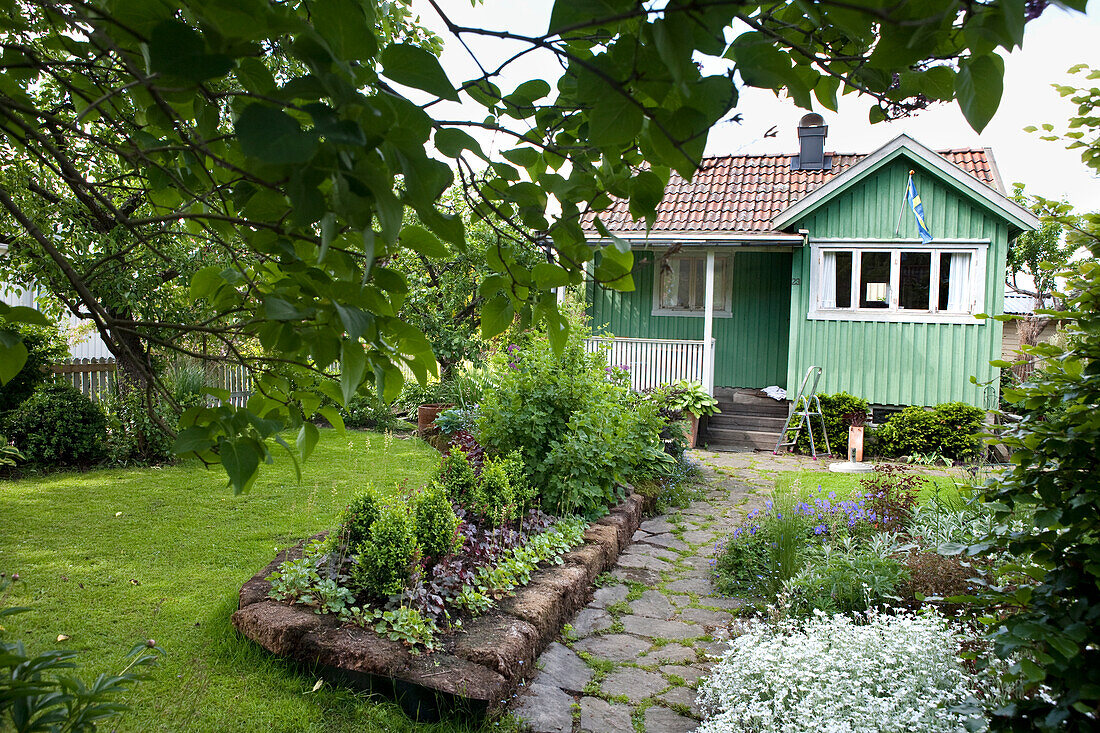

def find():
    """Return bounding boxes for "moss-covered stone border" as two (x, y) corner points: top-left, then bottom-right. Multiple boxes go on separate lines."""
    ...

(232, 491), (653, 720)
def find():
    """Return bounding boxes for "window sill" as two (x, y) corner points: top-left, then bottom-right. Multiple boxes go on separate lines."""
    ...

(652, 308), (734, 318)
(807, 309), (985, 325)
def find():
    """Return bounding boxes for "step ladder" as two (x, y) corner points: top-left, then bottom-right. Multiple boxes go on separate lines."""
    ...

(773, 366), (831, 459)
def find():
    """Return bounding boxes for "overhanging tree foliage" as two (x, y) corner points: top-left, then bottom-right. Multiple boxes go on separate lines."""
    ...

(0, 0), (1085, 491)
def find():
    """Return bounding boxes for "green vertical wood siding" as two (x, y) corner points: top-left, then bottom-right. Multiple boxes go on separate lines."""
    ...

(786, 157), (1006, 408)
(587, 250), (792, 388)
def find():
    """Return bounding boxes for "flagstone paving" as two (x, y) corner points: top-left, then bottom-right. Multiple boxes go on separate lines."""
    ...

(510, 448), (835, 732)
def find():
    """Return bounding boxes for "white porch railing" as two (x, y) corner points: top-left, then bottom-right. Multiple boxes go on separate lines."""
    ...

(584, 337), (715, 395)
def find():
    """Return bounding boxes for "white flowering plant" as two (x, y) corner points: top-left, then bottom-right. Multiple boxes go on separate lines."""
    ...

(696, 609), (1003, 733)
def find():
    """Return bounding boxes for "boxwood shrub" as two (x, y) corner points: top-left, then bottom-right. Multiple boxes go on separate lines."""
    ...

(873, 402), (985, 461)
(3, 382), (106, 468)
(788, 392), (869, 456)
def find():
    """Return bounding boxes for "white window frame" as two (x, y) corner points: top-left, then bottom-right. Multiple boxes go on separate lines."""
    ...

(651, 252), (734, 318)
(807, 239), (988, 324)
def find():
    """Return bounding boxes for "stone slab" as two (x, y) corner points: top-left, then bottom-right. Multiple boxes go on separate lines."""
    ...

(660, 664), (707, 685)
(639, 517), (677, 534)
(579, 696), (633, 733)
(571, 608), (612, 636)
(644, 533), (689, 552)
(677, 608), (731, 629)
(629, 590), (675, 619)
(637, 644), (697, 666)
(591, 584), (629, 608)
(664, 577), (713, 595)
(621, 615), (703, 641)
(512, 683), (575, 733)
(644, 704), (698, 732)
(600, 666), (667, 703)
(573, 633), (652, 663)
(536, 642), (592, 693)
(657, 685), (701, 715)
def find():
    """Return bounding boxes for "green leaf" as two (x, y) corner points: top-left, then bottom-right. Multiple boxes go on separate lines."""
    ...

(481, 294), (514, 339)
(340, 340), (367, 406)
(0, 331), (28, 385)
(628, 170), (666, 225)
(589, 94), (643, 147)
(956, 53), (1004, 133)
(434, 128), (488, 161)
(235, 103), (317, 165)
(533, 262), (571, 289)
(297, 422), (320, 462)
(172, 426), (215, 455)
(400, 224), (448, 259)
(380, 44), (459, 102)
(334, 303), (371, 340)
(310, 0), (378, 61)
(263, 297), (302, 321)
(2, 305), (49, 326)
(147, 20), (233, 82)
(548, 0), (634, 34)
(220, 437), (261, 494)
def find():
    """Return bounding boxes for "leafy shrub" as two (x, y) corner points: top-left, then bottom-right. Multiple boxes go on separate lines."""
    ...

(436, 446), (479, 506)
(472, 451), (532, 524)
(0, 321), (67, 418)
(4, 382), (106, 468)
(696, 609), (998, 733)
(0, 436), (24, 469)
(873, 402), (984, 461)
(858, 465), (923, 533)
(350, 499), (418, 598)
(781, 534), (909, 616)
(414, 483), (460, 560)
(478, 310), (666, 517)
(100, 387), (174, 466)
(340, 484), (383, 547)
(969, 235), (1100, 726)
(339, 393), (396, 430)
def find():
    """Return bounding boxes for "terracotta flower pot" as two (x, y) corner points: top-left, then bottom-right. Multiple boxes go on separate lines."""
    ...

(848, 425), (865, 462)
(686, 412), (700, 449)
(417, 403), (453, 435)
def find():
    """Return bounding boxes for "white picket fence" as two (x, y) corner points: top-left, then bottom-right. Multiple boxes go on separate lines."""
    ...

(584, 337), (715, 394)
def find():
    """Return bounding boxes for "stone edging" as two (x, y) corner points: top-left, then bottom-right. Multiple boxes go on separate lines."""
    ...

(231, 491), (654, 719)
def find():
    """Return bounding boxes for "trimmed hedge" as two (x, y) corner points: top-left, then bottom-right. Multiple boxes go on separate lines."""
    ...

(872, 402), (985, 461)
(788, 392), (869, 456)
(4, 382), (106, 468)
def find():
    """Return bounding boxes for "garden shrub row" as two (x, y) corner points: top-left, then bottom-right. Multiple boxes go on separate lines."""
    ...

(784, 390), (986, 462)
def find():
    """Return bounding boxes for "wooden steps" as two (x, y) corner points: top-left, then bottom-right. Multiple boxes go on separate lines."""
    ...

(703, 388), (789, 452)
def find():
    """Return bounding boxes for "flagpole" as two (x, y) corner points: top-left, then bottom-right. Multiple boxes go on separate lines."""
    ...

(894, 170), (913, 236)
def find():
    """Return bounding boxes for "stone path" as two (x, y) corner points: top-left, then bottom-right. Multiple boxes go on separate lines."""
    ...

(509, 449), (827, 732)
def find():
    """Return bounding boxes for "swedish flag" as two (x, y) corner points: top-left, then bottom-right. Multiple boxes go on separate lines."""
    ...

(906, 171), (933, 244)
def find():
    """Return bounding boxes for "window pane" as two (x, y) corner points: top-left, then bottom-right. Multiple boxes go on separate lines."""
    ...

(820, 252), (853, 309)
(939, 252), (971, 311)
(690, 257), (704, 309)
(859, 252), (891, 308)
(712, 256), (728, 310)
(658, 259), (679, 308)
(899, 251), (932, 310)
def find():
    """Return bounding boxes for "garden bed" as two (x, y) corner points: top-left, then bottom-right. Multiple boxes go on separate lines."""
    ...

(232, 491), (652, 720)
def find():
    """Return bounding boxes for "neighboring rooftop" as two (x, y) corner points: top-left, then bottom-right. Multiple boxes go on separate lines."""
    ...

(1003, 293), (1057, 315)
(593, 148), (1002, 235)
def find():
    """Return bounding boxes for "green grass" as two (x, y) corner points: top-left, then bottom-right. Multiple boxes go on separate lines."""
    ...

(774, 469), (966, 507)
(0, 429), (505, 732)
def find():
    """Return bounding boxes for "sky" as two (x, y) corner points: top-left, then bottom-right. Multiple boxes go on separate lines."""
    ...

(413, 1), (1099, 211)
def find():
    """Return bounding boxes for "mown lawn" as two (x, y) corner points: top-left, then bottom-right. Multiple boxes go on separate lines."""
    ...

(774, 468), (967, 507)
(0, 429), (500, 732)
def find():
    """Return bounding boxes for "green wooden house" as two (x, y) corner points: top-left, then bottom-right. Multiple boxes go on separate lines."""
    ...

(584, 122), (1039, 449)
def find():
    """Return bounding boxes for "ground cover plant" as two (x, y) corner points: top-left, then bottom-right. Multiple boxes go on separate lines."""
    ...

(696, 609), (1004, 733)
(0, 429), (501, 732)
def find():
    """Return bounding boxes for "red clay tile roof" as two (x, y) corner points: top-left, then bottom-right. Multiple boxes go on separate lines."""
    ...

(593, 148), (1000, 235)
